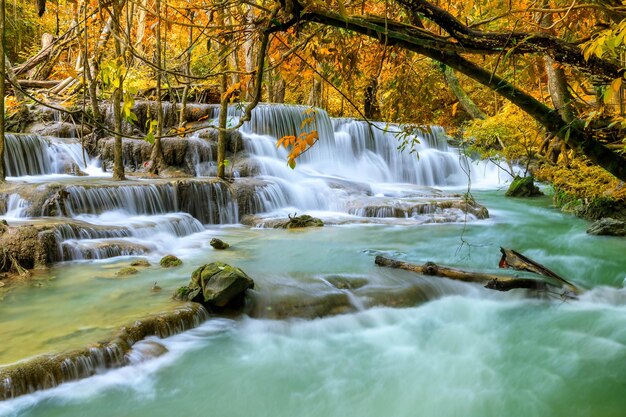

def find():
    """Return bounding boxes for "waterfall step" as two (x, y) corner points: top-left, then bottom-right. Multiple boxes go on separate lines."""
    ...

(0, 177), (263, 224)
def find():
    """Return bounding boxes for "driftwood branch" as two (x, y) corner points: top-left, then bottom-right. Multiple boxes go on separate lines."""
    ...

(375, 247), (580, 299)
(498, 247), (581, 294)
(374, 256), (549, 292)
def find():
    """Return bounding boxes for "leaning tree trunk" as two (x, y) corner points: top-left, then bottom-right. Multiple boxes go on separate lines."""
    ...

(440, 64), (486, 120)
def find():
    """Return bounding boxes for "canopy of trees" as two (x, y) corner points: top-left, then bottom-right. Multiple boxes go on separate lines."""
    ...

(1, 0), (626, 184)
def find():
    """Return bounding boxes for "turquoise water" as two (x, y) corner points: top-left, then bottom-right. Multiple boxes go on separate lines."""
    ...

(1, 191), (626, 416)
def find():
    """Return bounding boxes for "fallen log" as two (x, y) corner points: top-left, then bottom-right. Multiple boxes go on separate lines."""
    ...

(16, 79), (61, 89)
(375, 255), (549, 290)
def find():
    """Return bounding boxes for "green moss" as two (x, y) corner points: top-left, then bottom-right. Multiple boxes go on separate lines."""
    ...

(505, 176), (543, 197)
(160, 255), (182, 268)
(116, 267), (139, 277)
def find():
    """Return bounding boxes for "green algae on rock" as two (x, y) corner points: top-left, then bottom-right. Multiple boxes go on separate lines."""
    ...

(175, 262), (254, 310)
(160, 255), (182, 268)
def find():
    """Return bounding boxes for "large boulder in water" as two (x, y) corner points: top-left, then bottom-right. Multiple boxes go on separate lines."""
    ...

(587, 218), (626, 236)
(175, 262), (254, 310)
(505, 176), (543, 197)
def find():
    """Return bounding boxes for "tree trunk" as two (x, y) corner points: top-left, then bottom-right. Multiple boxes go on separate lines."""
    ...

(244, 5), (257, 102)
(0, 0), (5, 182)
(273, 77), (286, 103)
(134, 0), (147, 54)
(308, 73), (322, 108)
(178, 7), (194, 128)
(363, 76), (380, 120)
(149, 0), (165, 175)
(440, 64), (486, 120)
(111, 1), (125, 181)
(217, 8), (229, 179)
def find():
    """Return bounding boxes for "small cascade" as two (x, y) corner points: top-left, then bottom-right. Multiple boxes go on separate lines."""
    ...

(2, 194), (31, 218)
(0, 303), (209, 401)
(64, 185), (179, 217)
(4, 134), (54, 176)
(49, 214), (205, 262)
(59, 182), (238, 225)
(186, 136), (215, 177)
(4, 134), (100, 177)
(58, 238), (153, 261)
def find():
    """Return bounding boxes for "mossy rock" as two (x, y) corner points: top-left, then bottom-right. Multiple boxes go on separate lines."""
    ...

(325, 275), (369, 290)
(160, 255), (182, 268)
(587, 218), (626, 236)
(210, 238), (230, 250)
(505, 176), (543, 197)
(116, 267), (139, 277)
(175, 261), (254, 310)
(283, 214), (324, 229)
(575, 197), (626, 221)
(130, 259), (151, 267)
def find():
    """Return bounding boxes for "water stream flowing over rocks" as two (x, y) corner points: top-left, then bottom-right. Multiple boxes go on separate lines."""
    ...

(3, 104), (624, 415)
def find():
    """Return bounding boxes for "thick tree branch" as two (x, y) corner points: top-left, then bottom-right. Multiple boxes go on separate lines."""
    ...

(287, 5), (626, 181)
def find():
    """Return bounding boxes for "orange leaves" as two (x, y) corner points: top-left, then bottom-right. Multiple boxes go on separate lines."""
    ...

(275, 108), (320, 169)
(276, 130), (319, 169)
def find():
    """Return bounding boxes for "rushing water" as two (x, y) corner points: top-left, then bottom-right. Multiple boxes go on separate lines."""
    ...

(1, 105), (625, 416)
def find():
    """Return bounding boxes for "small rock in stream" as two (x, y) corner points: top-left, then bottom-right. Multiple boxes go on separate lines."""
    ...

(210, 238), (230, 250)
(160, 255), (182, 268)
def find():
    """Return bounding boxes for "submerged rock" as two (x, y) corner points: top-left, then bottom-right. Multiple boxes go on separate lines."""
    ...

(175, 262), (254, 310)
(241, 214), (324, 229)
(131, 259), (151, 267)
(160, 255), (182, 268)
(505, 176), (543, 197)
(210, 238), (230, 250)
(283, 214), (324, 229)
(587, 218), (626, 236)
(347, 196), (489, 221)
(116, 267), (139, 277)
(325, 275), (369, 290)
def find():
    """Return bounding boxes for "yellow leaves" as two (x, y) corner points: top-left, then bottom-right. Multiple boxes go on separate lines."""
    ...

(222, 82), (241, 101)
(451, 102), (459, 117)
(611, 77), (622, 93)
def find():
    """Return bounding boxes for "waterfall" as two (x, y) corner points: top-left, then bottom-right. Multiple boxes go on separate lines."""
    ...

(59, 182), (238, 224)
(2, 194), (30, 218)
(234, 105), (505, 217)
(4, 134), (100, 177)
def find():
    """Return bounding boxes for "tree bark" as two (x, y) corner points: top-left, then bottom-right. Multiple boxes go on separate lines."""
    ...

(440, 64), (486, 120)
(149, 0), (165, 175)
(111, 1), (125, 181)
(0, 0), (5, 182)
(364, 77), (380, 120)
(217, 8), (229, 179)
(281, 7), (626, 182)
(178, 7), (194, 128)
(374, 256), (550, 292)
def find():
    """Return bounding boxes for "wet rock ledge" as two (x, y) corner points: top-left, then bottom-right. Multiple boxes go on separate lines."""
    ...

(0, 303), (208, 400)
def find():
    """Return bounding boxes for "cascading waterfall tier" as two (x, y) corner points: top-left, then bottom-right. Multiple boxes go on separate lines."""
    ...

(3, 134), (98, 177)
(235, 104), (504, 216)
